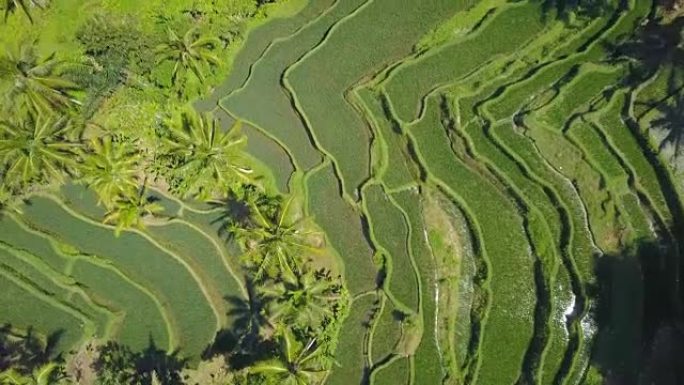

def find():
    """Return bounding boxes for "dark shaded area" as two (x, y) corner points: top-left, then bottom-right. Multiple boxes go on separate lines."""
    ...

(202, 279), (278, 371)
(94, 339), (187, 385)
(610, 16), (684, 84)
(209, 184), (281, 241)
(589, 236), (684, 385)
(651, 92), (684, 158)
(535, 0), (615, 19)
(0, 325), (62, 373)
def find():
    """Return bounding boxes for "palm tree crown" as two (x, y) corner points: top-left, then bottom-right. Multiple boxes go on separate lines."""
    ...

(225, 196), (321, 279)
(155, 27), (221, 85)
(157, 109), (251, 200)
(250, 328), (329, 385)
(0, 112), (79, 190)
(103, 186), (164, 236)
(260, 268), (342, 328)
(80, 136), (141, 208)
(0, 45), (79, 114)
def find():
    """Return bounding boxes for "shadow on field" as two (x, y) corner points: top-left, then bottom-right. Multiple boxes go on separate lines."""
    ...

(588, 236), (684, 385)
(535, 0), (614, 19)
(202, 278), (278, 370)
(609, 16), (684, 83)
(0, 325), (63, 373)
(94, 339), (187, 385)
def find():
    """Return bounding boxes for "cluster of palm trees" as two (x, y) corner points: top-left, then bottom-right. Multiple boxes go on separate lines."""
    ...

(0, 2), (349, 384)
(219, 188), (347, 384)
(0, 24), (228, 232)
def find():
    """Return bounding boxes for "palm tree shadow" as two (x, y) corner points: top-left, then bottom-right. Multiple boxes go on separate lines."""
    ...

(588, 235), (684, 384)
(135, 339), (187, 385)
(0, 325), (63, 374)
(651, 92), (684, 166)
(534, 0), (614, 20)
(202, 278), (277, 370)
(608, 16), (684, 84)
(94, 337), (187, 385)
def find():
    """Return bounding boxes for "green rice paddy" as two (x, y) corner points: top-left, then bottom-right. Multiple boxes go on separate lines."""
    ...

(2, 0), (683, 383)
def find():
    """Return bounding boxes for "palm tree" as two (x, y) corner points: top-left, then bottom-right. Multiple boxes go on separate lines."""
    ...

(3, 0), (45, 24)
(226, 196), (321, 280)
(0, 112), (80, 190)
(0, 362), (64, 385)
(103, 185), (164, 236)
(250, 328), (329, 385)
(155, 27), (222, 85)
(260, 268), (342, 328)
(157, 109), (252, 200)
(0, 45), (80, 114)
(80, 136), (141, 208)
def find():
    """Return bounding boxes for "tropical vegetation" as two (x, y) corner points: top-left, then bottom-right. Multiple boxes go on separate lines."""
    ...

(1, 0), (684, 384)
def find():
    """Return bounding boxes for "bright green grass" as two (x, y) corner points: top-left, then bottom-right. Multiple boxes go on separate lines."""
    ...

(391, 188), (444, 385)
(634, 64), (684, 120)
(370, 297), (402, 363)
(59, 184), (108, 219)
(569, 120), (629, 186)
(0, 216), (68, 272)
(146, 221), (245, 324)
(357, 89), (417, 189)
(70, 260), (171, 351)
(537, 65), (626, 128)
(243, 124), (295, 193)
(5, 209), (172, 351)
(198, 0), (336, 110)
(364, 184), (419, 311)
(221, 0), (368, 171)
(458, 56), (581, 380)
(0, 271), (85, 354)
(524, 133), (621, 258)
(327, 293), (376, 385)
(619, 192), (654, 241)
(306, 163), (376, 293)
(430, 198), (477, 370)
(482, 6), (633, 121)
(19, 196), (216, 358)
(490, 122), (596, 275)
(372, 357), (411, 385)
(385, 1), (546, 123)
(407, 96), (535, 385)
(0, 246), (109, 339)
(288, 0), (470, 196)
(0, 0), (87, 60)
(488, 122), (600, 383)
(596, 93), (672, 225)
(539, 266), (574, 384)
(458, 105), (569, 381)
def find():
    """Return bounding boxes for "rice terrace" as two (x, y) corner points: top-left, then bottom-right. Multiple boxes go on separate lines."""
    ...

(0, 0), (683, 384)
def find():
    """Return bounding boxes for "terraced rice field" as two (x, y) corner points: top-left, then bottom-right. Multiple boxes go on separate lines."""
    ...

(200, 0), (683, 383)
(3, 0), (683, 383)
(0, 185), (247, 358)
